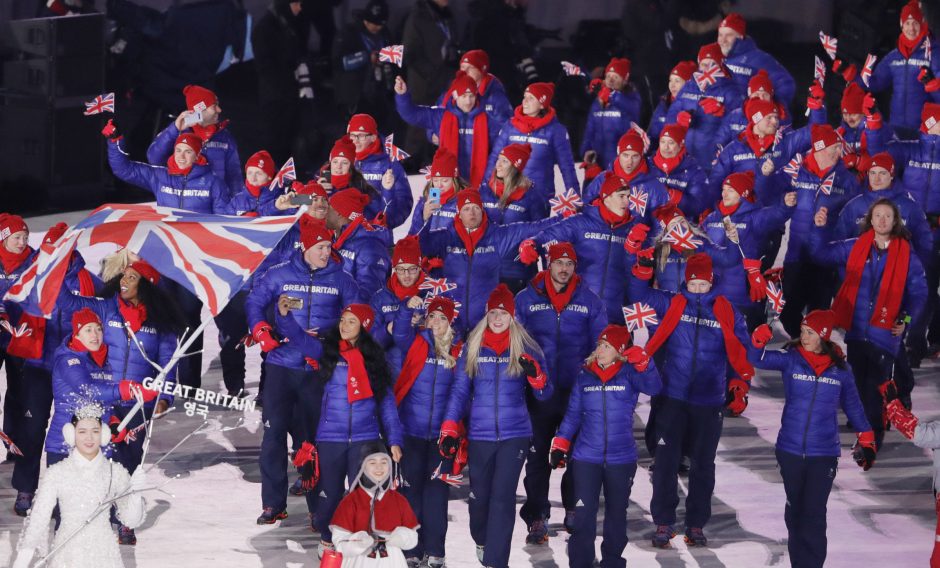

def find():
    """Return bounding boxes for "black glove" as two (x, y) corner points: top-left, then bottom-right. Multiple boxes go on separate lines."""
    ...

(439, 435), (459, 458)
(518, 355), (538, 378)
(549, 448), (567, 469)
(929, 214), (940, 230)
(921, 65), (936, 85)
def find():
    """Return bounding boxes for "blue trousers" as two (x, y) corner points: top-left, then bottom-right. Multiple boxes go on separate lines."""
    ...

(468, 437), (529, 568)
(111, 402), (151, 476)
(12, 365), (52, 493)
(170, 281), (204, 389)
(400, 436), (451, 558)
(313, 439), (378, 542)
(568, 460), (637, 568)
(214, 290), (248, 395)
(776, 449), (838, 568)
(259, 362), (321, 512)
(2, 351), (25, 452)
(650, 397), (723, 528)
(846, 341), (894, 448)
(521, 387), (575, 525)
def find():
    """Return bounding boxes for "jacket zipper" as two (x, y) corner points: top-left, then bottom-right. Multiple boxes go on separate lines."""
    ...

(494, 356), (501, 442)
(427, 364), (439, 439)
(180, 174), (188, 209)
(689, 300), (701, 387)
(601, 383), (609, 465)
(599, 228), (614, 299)
(801, 374), (821, 457)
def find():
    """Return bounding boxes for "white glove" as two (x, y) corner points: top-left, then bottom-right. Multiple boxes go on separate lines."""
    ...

(335, 530), (374, 556)
(299, 87), (314, 99)
(12, 548), (34, 568)
(129, 468), (148, 492)
(384, 526), (418, 550)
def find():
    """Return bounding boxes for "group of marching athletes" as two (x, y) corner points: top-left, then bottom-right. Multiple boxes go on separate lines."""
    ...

(3, 4), (940, 567)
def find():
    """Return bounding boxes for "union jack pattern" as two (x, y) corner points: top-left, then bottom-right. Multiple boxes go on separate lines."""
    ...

(861, 54), (877, 87)
(783, 153), (804, 180)
(270, 157), (296, 190)
(384, 134), (410, 162)
(693, 64), (726, 91)
(818, 172), (835, 196)
(561, 61), (585, 77)
(766, 281), (785, 315)
(623, 302), (659, 332)
(83, 92), (115, 116)
(630, 122), (651, 154)
(549, 188), (583, 217)
(628, 187), (648, 216)
(379, 45), (404, 67)
(926, 35), (932, 64)
(814, 56), (827, 88)
(663, 223), (702, 251)
(819, 31), (838, 60)
(419, 276), (457, 296)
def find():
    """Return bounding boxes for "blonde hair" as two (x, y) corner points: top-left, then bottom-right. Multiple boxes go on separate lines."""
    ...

(431, 325), (458, 370)
(463, 316), (543, 378)
(584, 342), (627, 366)
(496, 167), (533, 210)
(422, 177), (469, 199)
(100, 248), (140, 282)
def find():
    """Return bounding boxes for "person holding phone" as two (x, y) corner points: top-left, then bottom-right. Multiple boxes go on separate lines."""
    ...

(347, 114), (415, 233)
(221, 150), (287, 218)
(407, 148), (469, 237)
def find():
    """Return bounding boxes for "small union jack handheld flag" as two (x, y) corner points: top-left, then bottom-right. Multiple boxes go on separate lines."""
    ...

(814, 56), (827, 88)
(270, 157), (296, 190)
(83, 92), (115, 116)
(693, 64), (725, 91)
(561, 61), (585, 77)
(664, 223), (702, 252)
(766, 281), (785, 316)
(861, 54), (877, 87)
(623, 302), (659, 332)
(628, 187), (648, 216)
(384, 134), (410, 162)
(783, 153), (803, 180)
(379, 45), (404, 67)
(818, 172), (835, 196)
(419, 276), (457, 296)
(819, 31), (838, 60)
(549, 188), (582, 217)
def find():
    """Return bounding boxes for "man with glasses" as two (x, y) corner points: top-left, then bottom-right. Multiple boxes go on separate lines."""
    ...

(347, 114), (414, 233)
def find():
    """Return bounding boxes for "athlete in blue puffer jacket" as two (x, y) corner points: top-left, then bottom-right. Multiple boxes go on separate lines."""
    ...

(647, 125), (709, 217)
(106, 129), (230, 214)
(580, 58), (643, 170)
(714, 68), (794, 150)
(485, 82), (579, 202)
(551, 325), (661, 568)
(418, 190), (554, 332)
(437, 50), (513, 128)
(747, 310), (875, 568)
(145, 85), (242, 195)
(649, 62), (697, 147)
(834, 152), (932, 264)
(438, 285), (551, 568)
(347, 114), (414, 232)
(328, 189), (391, 298)
(666, 44), (745, 171)
(219, 150), (286, 217)
(717, 14), (796, 106)
(866, 104), (940, 214)
(396, 72), (498, 189)
(407, 149), (465, 237)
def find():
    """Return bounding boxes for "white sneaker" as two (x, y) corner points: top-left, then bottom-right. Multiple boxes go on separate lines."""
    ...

(428, 556), (445, 568)
(475, 545), (485, 564)
(317, 541), (334, 560)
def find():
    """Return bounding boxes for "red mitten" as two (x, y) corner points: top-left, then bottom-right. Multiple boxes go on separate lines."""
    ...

(588, 78), (603, 95)
(751, 324), (773, 348)
(842, 152), (859, 170)
(118, 379), (157, 402)
(251, 321), (280, 353)
(632, 247), (655, 280)
(624, 223), (650, 254)
(699, 97), (725, 117)
(549, 436), (570, 469)
(725, 378), (750, 417)
(676, 111), (692, 128)
(519, 354), (547, 390)
(832, 59), (857, 82)
(763, 266), (784, 285)
(853, 431), (877, 471)
(625, 345), (650, 372)
(292, 441), (320, 490)
(518, 239), (539, 265)
(743, 258), (767, 301)
(886, 399), (918, 440)
(806, 96), (823, 111)
(808, 80), (825, 101)
(101, 119), (120, 141)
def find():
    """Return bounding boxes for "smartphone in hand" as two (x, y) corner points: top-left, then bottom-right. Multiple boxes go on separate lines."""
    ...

(429, 187), (442, 204)
(183, 110), (203, 128)
(289, 194), (314, 206)
(285, 296), (304, 311)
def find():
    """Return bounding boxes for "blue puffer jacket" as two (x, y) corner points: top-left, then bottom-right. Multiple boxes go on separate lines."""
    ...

(370, 284), (405, 353)
(107, 139), (230, 213)
(336, 221), (391, 297)
(0, 248), (37, 348)
(582, 168), (670, 227)
(532, 205), (640, 322)
(46, 340), (120, 455)
(809, 227), (927, 353)
(392, 307), (459, 440)
(220, 183), (284, 217)
(146, 122), (243, 196)
(396, 93), (499, 183)
(436, 74), (513, 128)
(444, 344), (552, 441)
(515, 275), (608, 390)
(557, 360), (662, 464)
(666, 75), (745, 170)
(479, 181), (546, 282)
(407, 193), (460, 236)
(702, 200), (794, 305)
(863, 37), (940, 132)
(245, 253), (362, 368)
(715, 103), (794, 150)
(648, 152), (710, 217)
(724, 37), (796, 105)
(628, 283), (750, 406)
(769, 158), (861, 263)
(834, 184), (933, 264)
(485, 114), (579, 201)
(418, 218), (552, 331)
(748, 346), (871, 457)
(708, 126), (812, 207)
(580, 89), (643, 169)
(356, 150), (414, 232)
(867, 129), (940, 216)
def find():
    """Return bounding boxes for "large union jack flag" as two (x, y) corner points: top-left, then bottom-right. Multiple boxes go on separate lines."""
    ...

(379, 45), (404, 67)
(384, 134), (410, 162)
(6, 204), (299, 318)
(623, 302), (659, 332)
(83, 92), (115, 116)
(693, 64), (725, 91)
(819, 31), (838, 60)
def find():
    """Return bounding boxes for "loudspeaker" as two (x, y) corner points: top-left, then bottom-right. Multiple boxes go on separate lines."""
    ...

(4, 55), (104, 98)
(6, 13), (105, 58)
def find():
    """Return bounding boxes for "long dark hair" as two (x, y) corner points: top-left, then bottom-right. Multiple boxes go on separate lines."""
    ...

(98, 276), (187, 336)
(317, 327), (392, 402)
(784, 338), (847, 369)
(860, 198), (911, 240)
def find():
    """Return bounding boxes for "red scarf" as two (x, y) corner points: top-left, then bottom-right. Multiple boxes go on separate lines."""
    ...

(803, 151), (833, 180)
(387, 273), (425, 301)
(482, 328), (510, 355)
(594, 200), (632, 228)
(831, 230), (910, 331)
(355, 137), (383, 161)
(533, 271), (580, 313)
(435, 185), (458, 206)
(331, 172), (351, 190)
(69, 336), (108, 368)
(645, 293), (754, 381)
(394, 334), (463, 404)
(192, 120), (227, 143)
(166, 154), (207, 176)
(797, 346), (834, 377)
(334, 217), (367, 251)
(899, 28), (929, 59)
(491, 177), (527, 203)
(340, 339), (374, 402)
(653, 148), (685, 175)
(588, 359), (623, 383)
(454, 214), (489, 257)
(440, 106), (489, 188)
(717, 201), (740, 216)
(118, 298), (148, 333)
(613, 157), (649, 184)
(743, 128), (774, 157)
(76, 268), (95, 296)
(245, 180), (265, 198)
(478, 74), (493, 96)
(510, 105), (557, 134)
(0, 246), (30, 274)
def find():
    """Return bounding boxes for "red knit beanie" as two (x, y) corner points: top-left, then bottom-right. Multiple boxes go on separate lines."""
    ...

(486, 283), (515, 316)
(598, 324), (632, 356)
(347, 114), (378, 136)
(330, 137), (357, 162)
(245, 150), (276, 179)
(525, 82), (555, 107)
(811, 124), (840, 152)
(670, 61), (697, 82)
(430, 148), (459, 178)
(685, 253), (713, 284)
(599, 172), (628, 200)
(299, 216), (333, 251)
(392, 234), (422, 266)
(922, 102), (940, 131)
(653, 204), (683, 226)
(457, 189), (483, 211)
(295, 181), (329, 198)
(343, 303), (375, 332)
(724, 171), (756, 201)
(129, 259), (160, 285)
(460, 49), (489, 74)
(329, 188), (371, 220)
(698, 43), (724, 65)
(747, 70), (774, 97)
(661, 124), (687, 145)
(617, 131), (645, 155)
(867, 152), (895, 176)
(450, 71), (478, 97)
(605, 57), (631, 78)
(719, 13), (746, 37)
(841, 83), (865, 115)
(0, 214), (28, 241)
(427, 296), (457, 323)
(500, 143), (532, 171)
(175, 133), (203, 154)
(72, 308), (101, 337)
(183, 85), (216, 113)
(901, 1), (925, 24)
(548, 242), (577, 263)
(745, 98), (778, 125)
(802, 309), (835, 340)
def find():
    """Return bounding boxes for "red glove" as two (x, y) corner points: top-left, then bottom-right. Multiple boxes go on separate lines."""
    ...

(667, 188), (683, 206)
(598, 86), (612, 107)
(438, 420), (461, 459)
(118, 380), (158, 402)
(885, 399), (919, 439)
(763, 266), (784, 285)
(549, 436), (570, 469)
(853, 431), (877, 471)
(632, 247), (655, 280)
(580, 161), (603, 182)
(808, 80), (825, 101)
(624, 223), (650, 254)
(588, 78), (603, 95)
(251, 321), (280, 353)
(699, 97), (725, 117)
(842, 152), (860, 170)
(44, 222), (68, 245)
(743, 258), (767, 302)
(832, 59), (857, 82)
(292, 441), (320, 490)
(518, 239), (539, 265)
(304, 357), (320, 371)
(725, 378), (750, 417)
(101, 119), (120, 141)
(519, 354), (547, 390)
(422, 257), (444, 271)
(676, 111), (692, 128)
(920, 68), (940, 92)
(109, 416), (128, 444)
(751, 324), (773, 348)
(625, 345), (650, 372)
